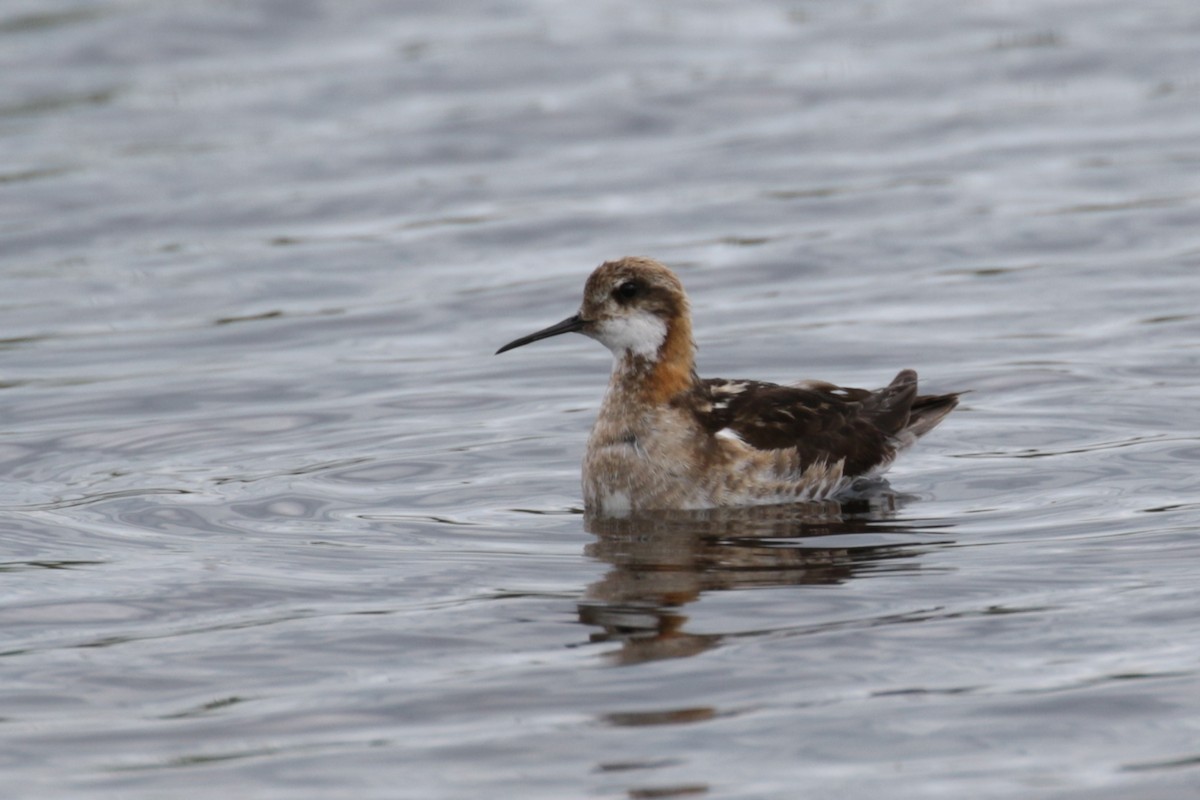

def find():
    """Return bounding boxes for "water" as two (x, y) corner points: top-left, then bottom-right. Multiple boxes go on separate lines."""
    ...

(3, 1), (1199, 797)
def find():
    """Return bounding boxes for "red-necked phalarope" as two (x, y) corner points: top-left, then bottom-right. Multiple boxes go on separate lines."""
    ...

(497, 257), (960, 515)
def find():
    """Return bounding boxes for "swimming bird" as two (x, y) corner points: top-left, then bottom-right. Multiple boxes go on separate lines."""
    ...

(496, 257), (959, 515)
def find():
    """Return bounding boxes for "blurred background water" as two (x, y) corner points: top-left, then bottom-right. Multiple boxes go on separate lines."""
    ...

(2, 1), (1199, 797)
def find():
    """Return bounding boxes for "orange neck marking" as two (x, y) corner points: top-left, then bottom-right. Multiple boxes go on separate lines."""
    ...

(644, 318), (696, 404)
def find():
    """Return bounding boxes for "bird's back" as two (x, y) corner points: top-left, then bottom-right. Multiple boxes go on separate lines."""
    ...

(687, 369), (959, 477)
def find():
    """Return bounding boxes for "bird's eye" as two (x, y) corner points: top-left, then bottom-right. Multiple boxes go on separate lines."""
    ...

(615, 281), (639, 300)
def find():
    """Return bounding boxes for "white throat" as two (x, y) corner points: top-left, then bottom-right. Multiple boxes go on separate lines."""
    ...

(589, 311), (667, 359)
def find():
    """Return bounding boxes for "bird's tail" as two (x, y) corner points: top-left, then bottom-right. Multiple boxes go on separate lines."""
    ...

(905, 389), (961, 439)
(872, 369), (960, 441)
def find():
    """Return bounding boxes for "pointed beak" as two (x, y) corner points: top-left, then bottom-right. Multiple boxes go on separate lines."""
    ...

(495, 314), (586, 355)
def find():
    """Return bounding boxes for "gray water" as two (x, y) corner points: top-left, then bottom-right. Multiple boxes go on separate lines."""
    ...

(3, 1), (1200, 798)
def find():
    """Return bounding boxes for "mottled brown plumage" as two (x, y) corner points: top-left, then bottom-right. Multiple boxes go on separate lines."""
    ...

(497, 257), (960, 515)
(687, 371), (958, 476)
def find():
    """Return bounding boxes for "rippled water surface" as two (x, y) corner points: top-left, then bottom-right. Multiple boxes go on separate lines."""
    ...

(3, 1), (1200, 797)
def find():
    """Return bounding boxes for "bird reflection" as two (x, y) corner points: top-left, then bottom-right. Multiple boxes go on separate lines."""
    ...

(579, 496), (951, 665)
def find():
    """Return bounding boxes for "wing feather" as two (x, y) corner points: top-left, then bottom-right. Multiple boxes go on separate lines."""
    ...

(691, 371), (926, 476)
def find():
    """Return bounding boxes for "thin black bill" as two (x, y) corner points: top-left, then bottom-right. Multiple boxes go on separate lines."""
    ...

(495, 314), (586, 354)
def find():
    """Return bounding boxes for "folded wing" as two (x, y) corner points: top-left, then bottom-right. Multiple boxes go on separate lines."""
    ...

(693, 370), (957, 476)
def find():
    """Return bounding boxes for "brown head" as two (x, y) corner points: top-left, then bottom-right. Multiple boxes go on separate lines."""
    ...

(496, 257), (697, 401)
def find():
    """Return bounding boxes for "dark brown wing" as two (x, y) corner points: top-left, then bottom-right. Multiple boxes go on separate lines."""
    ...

(692, 370), (931, 476)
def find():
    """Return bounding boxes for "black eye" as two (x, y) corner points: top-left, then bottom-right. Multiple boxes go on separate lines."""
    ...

(615, 281), (639, 300)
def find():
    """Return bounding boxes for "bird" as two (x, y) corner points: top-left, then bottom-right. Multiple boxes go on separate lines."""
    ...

(496, 257), (960, 515)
